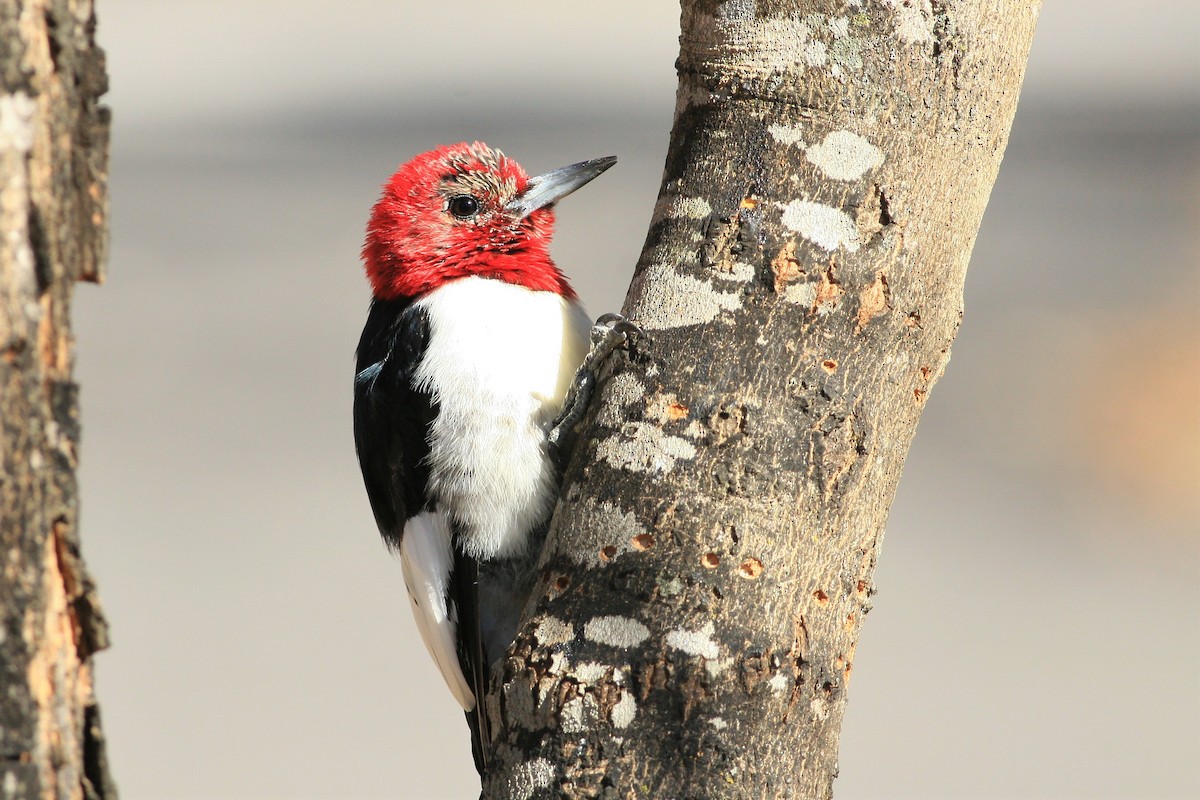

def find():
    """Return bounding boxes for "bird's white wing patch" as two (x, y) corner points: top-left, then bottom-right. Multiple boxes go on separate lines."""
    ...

(400, 511), (475, 711)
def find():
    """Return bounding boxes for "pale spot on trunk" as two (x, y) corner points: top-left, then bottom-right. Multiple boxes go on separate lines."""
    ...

(805, 130), (884, 181)
(548, 497), (647, 568)
(597, 422), (698, 474)
(584, 615), (650, 648)
(784, 282), (818, 307)
(595, 372), (646, 427)
(502, 758), (555, 800)
(611, 691), (637, 728)
(780, 200), (861, 252)
(705, 657), (735, 678)
(882, 0), (934, 44)
(533, 616), (575, 647)
(629, 262), (742, 330)
(0, 92), (38, 151)
(666, 620), (721, 660)
(651, 195), (713, 224)
(573, 661), (610, 684)
(767, 123), (808, 147)
(560, 694), (601, 733)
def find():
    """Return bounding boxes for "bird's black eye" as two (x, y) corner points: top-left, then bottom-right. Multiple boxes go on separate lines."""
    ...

(447, 195), (481, 220)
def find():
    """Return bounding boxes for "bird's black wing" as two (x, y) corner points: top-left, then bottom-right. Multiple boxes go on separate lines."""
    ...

(353, 297), (436, 547)
(354, 297), (490, 771)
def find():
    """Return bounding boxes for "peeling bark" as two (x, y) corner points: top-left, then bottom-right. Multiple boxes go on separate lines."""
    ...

(0, 1), (114, 798)
(484, 1), (1040, 797)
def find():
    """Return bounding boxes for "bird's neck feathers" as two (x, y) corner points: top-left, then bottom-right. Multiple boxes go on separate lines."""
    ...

(365, 238), (575, 301)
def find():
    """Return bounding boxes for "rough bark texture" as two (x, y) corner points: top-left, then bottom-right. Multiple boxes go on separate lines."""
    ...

(0, 1), (113, 798)
(483, 1), (1040, 797)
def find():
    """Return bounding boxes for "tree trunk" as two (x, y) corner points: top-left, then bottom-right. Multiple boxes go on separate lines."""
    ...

(0, 1), (114, 798)
(481, 1), (1040, 797)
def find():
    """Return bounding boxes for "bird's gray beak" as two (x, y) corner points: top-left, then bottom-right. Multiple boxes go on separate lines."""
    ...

(506, 155), (617, 220)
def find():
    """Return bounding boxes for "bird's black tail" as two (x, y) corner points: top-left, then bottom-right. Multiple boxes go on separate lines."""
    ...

(452, 547), (489, 774)
(453, 528), (548, 775)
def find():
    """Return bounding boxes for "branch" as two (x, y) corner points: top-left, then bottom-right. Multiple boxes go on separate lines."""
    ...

(0, 0), (114, 796)
(482, 1), (1040, 796)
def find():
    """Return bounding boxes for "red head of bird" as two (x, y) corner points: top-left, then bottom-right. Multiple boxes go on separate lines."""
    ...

(362, 142), (616, 301)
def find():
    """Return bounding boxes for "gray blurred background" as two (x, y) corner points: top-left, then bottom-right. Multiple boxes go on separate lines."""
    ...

(75, 2), (1198, 798)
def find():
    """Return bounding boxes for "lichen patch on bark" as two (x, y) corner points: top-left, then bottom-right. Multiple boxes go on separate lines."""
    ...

(544, 496), (646, 568)
(533, 616), (575, 647)
(805, 130), (885, 181)
(496, 757), (555, 800)
(666, 620), (721, 660)
(651, 195), (713, 224)
(767, 123), (808, 147)
(610, 690), (637, 728)
(882, 0), (935, 44)
(596, 421), (698, 474)
(583, 616), (650, 649)
(780, 200), (862, 252)
(594, 372), (646, 427)
(628, 262), (742, 330)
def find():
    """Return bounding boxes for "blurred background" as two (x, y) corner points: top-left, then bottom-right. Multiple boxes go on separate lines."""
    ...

(75, 2), (1197, 797)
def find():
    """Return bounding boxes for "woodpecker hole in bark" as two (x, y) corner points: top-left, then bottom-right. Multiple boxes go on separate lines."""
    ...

(737, 558), (764, 580)
(631, 534), (655, 551)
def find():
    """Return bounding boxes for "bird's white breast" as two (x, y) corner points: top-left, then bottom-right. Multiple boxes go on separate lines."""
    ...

(413, 276), (590, 559)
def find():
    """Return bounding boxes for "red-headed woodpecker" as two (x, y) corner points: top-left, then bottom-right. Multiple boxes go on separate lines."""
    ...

(354, 142), (619, 770)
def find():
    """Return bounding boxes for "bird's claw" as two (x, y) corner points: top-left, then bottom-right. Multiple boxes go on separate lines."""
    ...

(587, 313), (643, 362)
(593, 312), (643, 331)
(548, 313), (642, 466)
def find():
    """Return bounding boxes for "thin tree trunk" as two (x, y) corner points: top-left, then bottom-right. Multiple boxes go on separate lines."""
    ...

(481, 1), (1039, 797)
(0, 1), (114, 798)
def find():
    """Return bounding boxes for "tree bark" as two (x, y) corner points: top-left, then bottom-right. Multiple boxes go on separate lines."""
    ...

(481, 1), (1040, 797)
(0, 1), (114, 798)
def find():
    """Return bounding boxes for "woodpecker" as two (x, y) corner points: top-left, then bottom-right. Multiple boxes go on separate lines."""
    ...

(354, 142), (619, 770)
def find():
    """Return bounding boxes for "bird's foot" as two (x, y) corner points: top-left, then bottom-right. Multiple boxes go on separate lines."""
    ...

(548, 313), (643, 468)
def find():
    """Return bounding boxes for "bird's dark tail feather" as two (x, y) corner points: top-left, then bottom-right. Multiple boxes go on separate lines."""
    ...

(452, 548), (489, 774)
(453, 533), (548, 776)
